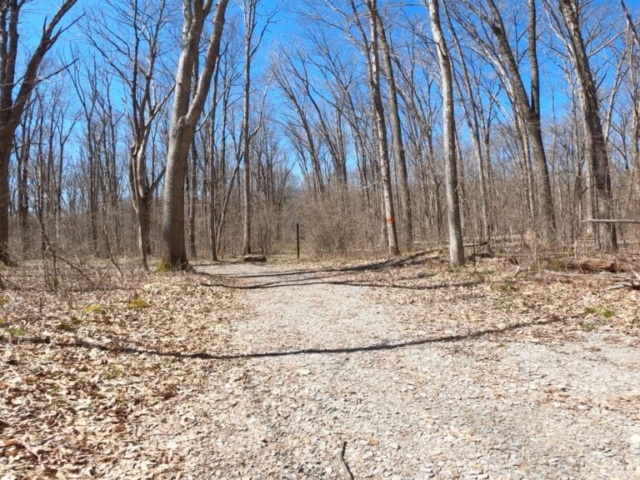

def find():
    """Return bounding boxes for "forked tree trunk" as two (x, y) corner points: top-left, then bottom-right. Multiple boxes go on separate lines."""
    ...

(162, 0), (229, 270)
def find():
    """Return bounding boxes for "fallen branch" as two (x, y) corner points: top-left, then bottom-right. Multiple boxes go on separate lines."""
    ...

(582, 219), (640, 224)
(607, 270), (640, 291)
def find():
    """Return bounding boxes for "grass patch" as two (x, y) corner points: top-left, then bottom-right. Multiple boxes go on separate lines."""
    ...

(154, 258), (170, 274)
(104, 365), (124, 380)
(7, 327), (27, 337)
(127, 297), (151, 309)
(601, 309), (615, 319)
(83, 304), (106, 316)
(585, 307), (615, 319)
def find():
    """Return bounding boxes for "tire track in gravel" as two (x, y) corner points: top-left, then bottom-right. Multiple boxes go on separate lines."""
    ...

(189, 262), (640, 480)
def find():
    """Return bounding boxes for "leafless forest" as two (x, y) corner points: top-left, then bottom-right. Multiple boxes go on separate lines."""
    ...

(1, 0), (640, 269)
(2, 2), (640, 477)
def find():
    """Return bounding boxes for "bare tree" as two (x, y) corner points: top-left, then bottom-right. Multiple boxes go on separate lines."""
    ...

(621, 0), (640, 200)
(275, 50), (326, 196)
(373, 7), (413, 249)
(0, 0), (78, 265)
(441, 1), (494, 251)
(428, 0), (464, 266)
(240, 0), (274, 255)
(459, 0), (557, 243)
(89, 0), (172, 269)
(162, 0), (230, 270)
(207, 28), (243, 260)
(71, 60), (104, 256)
(361, 0), (400, 256)
(543, 0), (618, 250)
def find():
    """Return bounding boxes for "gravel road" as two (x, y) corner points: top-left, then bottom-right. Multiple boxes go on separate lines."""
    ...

(183, 262), (640, 480)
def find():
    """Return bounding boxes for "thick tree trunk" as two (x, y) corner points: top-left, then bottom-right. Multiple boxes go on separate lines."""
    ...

(428, 0), (464, 266)
(138, 195), (152, 269)
(162, 0), (229, 270)
(163, 123), (192, 269)
(189, 141), (198, 258)
(633, 93), (640, 202)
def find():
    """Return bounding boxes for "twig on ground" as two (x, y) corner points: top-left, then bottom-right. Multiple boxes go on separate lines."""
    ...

(339, 441), (354, 480)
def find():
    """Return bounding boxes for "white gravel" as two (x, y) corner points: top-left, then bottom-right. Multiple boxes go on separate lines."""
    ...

(177, 263), (640, 479)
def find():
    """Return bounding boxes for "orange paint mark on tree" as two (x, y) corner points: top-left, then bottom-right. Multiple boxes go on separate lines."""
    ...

(387, 216), (395, 224)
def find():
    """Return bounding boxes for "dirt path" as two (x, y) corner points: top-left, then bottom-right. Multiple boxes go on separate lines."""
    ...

(174, 262), (640, 479)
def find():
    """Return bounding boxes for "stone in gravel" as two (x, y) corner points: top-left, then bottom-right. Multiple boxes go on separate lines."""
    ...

(628, 434), (640, 445)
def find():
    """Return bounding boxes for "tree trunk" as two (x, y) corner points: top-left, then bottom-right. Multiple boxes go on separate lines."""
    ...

(189, 141), (198, 258)
(241, 1), (258, 256)
(162, 0), (229, 270)
(376, 12), (413, 249)
(442, 2), (491, 250)
(364, 0), (399, 256)
(163, 126), (192, 268)
(428, 0), (464, 266)
(17, 124), (30, 255)
(558, 0), (616, 250)
(483, 0), (556, 243)
(0, 136), (11, 264)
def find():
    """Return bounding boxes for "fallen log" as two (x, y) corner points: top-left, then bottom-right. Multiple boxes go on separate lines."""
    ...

(243, 254), (267, 263)
(583, 219), (640, 224)
(546, 259), (619, 273)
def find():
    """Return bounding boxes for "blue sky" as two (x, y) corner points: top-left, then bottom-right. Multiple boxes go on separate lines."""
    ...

(17, 0), (640, 175)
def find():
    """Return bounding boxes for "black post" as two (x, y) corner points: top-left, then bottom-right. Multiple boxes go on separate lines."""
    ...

(296, 223), (300, 259)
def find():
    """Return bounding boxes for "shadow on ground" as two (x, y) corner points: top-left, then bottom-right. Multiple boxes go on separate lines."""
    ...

(196, 251), (470, 291)
(5, 316), (566, 362)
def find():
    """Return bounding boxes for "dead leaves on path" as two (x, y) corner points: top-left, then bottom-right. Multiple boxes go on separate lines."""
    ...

(337, 255), (640, 343)
(1, 255), (639, 478)
(0, 267), (240, 479)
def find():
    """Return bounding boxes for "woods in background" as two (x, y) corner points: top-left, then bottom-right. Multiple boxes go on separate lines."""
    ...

(2, 0), (640, 269)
